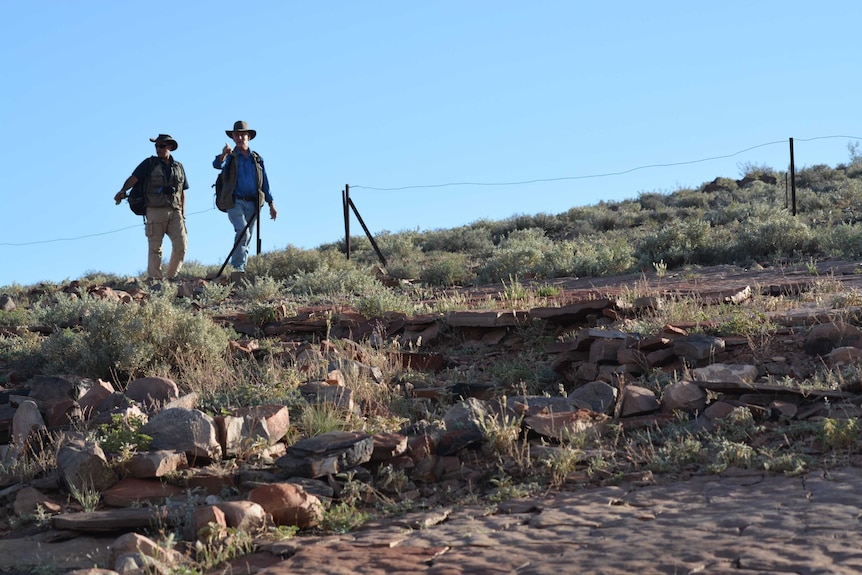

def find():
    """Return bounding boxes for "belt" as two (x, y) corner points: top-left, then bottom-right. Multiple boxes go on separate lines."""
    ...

(236, 196), (257, 202)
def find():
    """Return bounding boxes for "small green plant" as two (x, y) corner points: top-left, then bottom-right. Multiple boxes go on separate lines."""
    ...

(535, 284), (561, 298)
(653, 259), (668, 279)
(296, 400), (354, 437)
(475, 402), (523, 460)
(819, 417), (860, 450)
(320, 475), (374, 535)
(500, 275), (528, 303)
(249, 303), (280, 327)
(193, 525), (257, 571)
(542, 446), (584, 488)
(235, 275), (285, 302)
(68, 476), (101, 512)
(354, 285), (418, 317)
(715, 307), (777, 339)
(759, 450), (810, 475)
(261, 524), (300, 541)
(648, 434), (706, 473)
(487, 469), (540, 502)
(197, 281), (233, 305)
(96, 413), (152, 457)
(708, 439), (755, 473)
(713, 407), (759, 443)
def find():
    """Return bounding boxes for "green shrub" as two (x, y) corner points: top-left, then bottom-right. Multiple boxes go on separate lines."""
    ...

(816, 223), (862, 260)
(636, 219), (713, 269)
(286, 267), (380, 298)
(353, 284), (418, 317)
(737, 209), (815, 261)
(384, 255), (425, 282)
(421, 225), (496, 255)
(571, 234), (635, 277)
(37, 292), (231, 382)
(249, 245), (352, 280)
(477, 228), (552, 283)
(420, 252), (475, 286)
(235, 275), (285, 303)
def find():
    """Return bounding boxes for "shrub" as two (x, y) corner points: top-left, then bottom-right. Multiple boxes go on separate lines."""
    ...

(352, 284), (418, 318)
(420, 251), (475, 286)
(286, 267), (380, 298)
(421, 225), (496, 256)
(571, 233), (635, 277)
(235, 275), (285, 303)
(737, 209), (815, 261)
(37, 292), (231, 382)
(815, 223), (862, 260)
(636, 219), (713, 269)
(477, 228), (552, 283)
(250, 245), (352, 280)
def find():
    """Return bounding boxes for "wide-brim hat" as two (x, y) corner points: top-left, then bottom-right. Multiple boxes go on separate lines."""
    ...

(149, 134), (178, 151)
(226, 120), (256, 140)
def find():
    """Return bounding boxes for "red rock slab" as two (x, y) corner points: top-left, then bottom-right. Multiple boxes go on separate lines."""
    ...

(102, 477), (184, 508)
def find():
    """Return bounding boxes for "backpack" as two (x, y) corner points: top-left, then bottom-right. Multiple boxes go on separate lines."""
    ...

(128, 158), (156, 216)
(213, 169), (231, 212)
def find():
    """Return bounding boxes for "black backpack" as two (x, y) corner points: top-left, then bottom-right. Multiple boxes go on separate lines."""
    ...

(213, 167), (231, 212)
(128, 158), (157, 216)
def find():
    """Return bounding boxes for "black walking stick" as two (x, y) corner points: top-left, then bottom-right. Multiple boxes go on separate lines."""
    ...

(210, 198), (261, 279)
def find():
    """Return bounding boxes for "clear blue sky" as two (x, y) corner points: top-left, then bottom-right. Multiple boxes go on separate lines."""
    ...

(3, 1), (860, 287)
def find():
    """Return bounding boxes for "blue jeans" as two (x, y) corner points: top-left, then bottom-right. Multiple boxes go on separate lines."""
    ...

(227, 199), (259, 271)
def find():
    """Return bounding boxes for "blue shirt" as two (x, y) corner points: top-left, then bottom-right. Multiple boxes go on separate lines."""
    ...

(213, 150), (273, 203)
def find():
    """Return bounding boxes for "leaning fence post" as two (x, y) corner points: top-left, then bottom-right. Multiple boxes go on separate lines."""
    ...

(343, 185), (351, 260)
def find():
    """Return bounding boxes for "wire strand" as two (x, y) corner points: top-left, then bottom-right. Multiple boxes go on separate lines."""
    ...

(3, 135), (860, 248)
(351, 135), (862, 192)
(0, 207), (215, 247)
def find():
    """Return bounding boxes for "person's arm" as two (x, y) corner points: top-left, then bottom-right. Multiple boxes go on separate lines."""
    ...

(114, 175), (138, 204)
(213, 143), (232, 168)
(114, 158), (152, 204)
(260, 162), (277, 220)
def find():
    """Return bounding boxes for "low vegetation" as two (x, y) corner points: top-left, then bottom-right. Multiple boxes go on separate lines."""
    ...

(4, 154), (862, 571)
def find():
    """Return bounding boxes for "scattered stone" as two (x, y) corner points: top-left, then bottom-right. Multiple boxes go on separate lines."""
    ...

(139, 408), (221, 462)
(661, 381), (707, 414)
(619, 385), (660, 417)
(692, 363), (758, 384)
(568, 381), (618, 414)
(248, 483), (324, 529)
(56, 435), (118, 493)
(125, 376), (180, 408)
(275, 431), (374, 478)
(804, 320), (862, 356)
(673, 334), (726, 361)
(102, 477), (185, 508)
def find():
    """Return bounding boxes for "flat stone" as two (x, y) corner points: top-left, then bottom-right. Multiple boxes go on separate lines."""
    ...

(102, 477), (184, 508)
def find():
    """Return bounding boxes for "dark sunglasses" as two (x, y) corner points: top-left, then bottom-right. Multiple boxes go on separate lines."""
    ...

(155, 143), (169, 149)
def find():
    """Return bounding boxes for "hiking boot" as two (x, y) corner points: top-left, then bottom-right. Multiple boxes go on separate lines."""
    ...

(230, 271), (246, 285)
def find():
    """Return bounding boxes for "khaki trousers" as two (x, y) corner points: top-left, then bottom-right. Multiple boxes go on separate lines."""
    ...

(145, 206), (187, 279)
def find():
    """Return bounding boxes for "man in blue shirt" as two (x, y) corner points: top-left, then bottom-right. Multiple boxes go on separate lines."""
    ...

(213, 121), (278, 274)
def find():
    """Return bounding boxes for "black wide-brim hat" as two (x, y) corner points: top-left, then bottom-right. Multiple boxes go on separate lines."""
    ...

(226, 120), (256, 140)
(149, 134), (178, 151)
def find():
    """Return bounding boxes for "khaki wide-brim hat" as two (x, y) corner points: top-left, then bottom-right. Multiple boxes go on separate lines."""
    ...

(149, 134), (178, 151)
(226, 120), (257, 140)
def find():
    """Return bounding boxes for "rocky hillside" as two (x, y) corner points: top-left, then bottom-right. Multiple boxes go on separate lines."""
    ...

(2, 259), (862, 573)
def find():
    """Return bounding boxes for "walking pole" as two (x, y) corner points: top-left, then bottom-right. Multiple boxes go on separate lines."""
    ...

(255, 193), (262, 255)
(210, 209), (259, 279)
